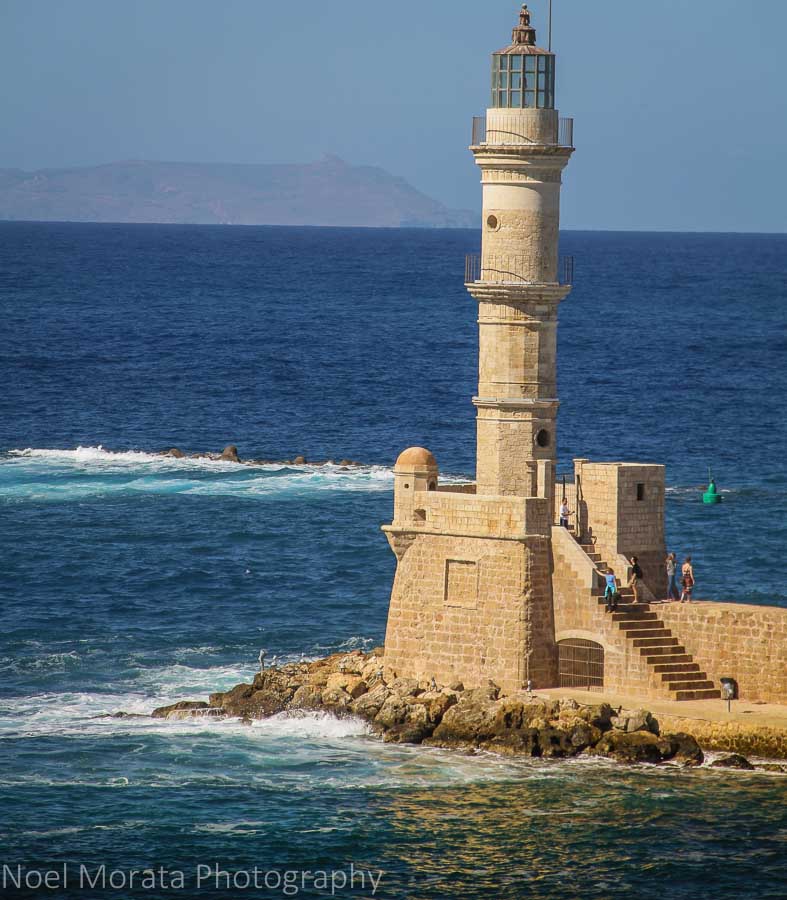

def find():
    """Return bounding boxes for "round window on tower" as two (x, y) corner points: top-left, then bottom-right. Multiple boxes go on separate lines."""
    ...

(535, 429), (551, 448)
(486, 214), (499, 231)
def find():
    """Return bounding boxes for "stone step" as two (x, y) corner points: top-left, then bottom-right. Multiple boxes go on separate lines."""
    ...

(640, 644), (686, 657)
(611, 612), (659, 622)
(627, 628), (676, 641)
(617, 620), (665, 632)
(630, 631), (674, 645)
(668, 679), (716, 692)
(661, 671), (709, 683)
(653, 662), (701, 674)
(600, 600), (646, 611)
(645, 652), (692, 665)
(635, 635), (681, 648)
(673, 688), (722, 701)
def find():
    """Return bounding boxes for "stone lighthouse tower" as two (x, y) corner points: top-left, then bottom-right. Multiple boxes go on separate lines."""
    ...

(470, 3), (573, 504)
(381, 4), (575, 694)
(382, 5), (691, 701)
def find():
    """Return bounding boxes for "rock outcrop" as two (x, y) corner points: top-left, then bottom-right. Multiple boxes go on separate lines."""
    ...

(220, 445), (241, 463)
(710, 754), (756, 771)
(149, 650), (723, 767)
(154, 445), (366, 469)
(151, 700), (210, 720)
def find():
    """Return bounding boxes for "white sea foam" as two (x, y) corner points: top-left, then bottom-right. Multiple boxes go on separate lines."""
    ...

(250, 711), (372, 740)
(665, 485), (736, 496)
(2, 446), (470, 501)
(0, 657), (257, 738)
(10, 446), (200, 465)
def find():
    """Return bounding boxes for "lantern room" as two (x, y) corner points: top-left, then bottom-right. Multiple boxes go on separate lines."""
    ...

(491, 4), (555, 110)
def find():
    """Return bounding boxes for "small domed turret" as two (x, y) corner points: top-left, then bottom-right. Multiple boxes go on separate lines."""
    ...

(395, 447), (438, 471)
(392, 447), (439, 524)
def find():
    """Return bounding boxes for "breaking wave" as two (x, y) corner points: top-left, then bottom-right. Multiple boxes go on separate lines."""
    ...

(1, 446), (394, 502)
(1, 446), (472, 503)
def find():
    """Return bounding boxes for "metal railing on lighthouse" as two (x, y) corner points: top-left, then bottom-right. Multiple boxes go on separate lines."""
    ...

(465, 254), (574, 286)
(471, 115), (574, 148)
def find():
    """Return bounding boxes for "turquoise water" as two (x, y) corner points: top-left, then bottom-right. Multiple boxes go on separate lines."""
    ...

(1, 223), (786, 898)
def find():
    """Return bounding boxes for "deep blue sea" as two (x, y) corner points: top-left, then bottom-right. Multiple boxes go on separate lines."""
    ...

(1, 221), (786, 899)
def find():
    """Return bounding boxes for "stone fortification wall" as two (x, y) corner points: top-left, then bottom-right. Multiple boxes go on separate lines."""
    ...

(383, 531), (556, 694)
(575, 460), (665, 597)
(394, 490), (551, 541)
(658, 602), (787, 704)
(412, 491), (551, 538)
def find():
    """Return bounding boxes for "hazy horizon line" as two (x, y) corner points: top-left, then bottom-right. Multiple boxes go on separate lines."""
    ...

(1, 218), (785, 237)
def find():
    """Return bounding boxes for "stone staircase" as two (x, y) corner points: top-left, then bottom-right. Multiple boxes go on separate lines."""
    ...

(578, 539), (721, 701)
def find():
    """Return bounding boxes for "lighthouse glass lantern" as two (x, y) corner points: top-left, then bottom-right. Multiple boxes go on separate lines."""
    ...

(491, 4), (555, 109)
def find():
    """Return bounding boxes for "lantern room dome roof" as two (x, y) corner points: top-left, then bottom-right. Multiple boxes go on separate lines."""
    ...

(395, 447), (438, 470)
(496, 3), (553, 55)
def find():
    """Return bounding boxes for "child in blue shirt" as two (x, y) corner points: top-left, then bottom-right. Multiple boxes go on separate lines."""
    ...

(603, 569), (618, 612)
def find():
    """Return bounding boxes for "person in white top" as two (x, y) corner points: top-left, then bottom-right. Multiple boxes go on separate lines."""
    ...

(559, 500), (572, 529)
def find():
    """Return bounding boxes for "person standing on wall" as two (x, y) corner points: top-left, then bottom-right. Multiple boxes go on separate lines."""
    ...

(665, 552), (680, 602)
(629, 556), (643, 604)
(559, 498), (572, 529)
(680, 556), (695, 603)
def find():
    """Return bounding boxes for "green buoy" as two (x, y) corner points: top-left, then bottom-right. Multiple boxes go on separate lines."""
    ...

(703, 469), (723, 505)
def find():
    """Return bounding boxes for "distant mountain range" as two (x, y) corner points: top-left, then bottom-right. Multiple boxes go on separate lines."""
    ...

(0, 155), (476, 228)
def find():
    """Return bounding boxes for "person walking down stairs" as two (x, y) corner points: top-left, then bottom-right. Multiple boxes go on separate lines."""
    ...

(629, 556), (643, 604)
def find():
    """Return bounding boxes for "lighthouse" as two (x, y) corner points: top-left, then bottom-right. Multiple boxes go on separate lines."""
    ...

(468, 3), (573, 504)
(382, 4), (670, 700)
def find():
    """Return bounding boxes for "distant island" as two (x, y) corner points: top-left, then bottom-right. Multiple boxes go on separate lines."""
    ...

(0, 155), (476, 228)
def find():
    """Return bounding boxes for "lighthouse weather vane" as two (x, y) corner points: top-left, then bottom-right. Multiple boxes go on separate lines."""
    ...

(518, 2), (553, 51)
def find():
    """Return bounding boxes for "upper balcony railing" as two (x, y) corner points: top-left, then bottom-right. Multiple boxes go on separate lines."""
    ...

(465, 254), (574, 287)
(471, 115), (574, 149)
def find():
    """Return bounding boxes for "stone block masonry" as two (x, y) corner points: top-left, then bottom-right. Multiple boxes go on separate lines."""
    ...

(574, 460), (665, 597)
(379, 7), (787, 710)
(383, 531), (557, 694)
(658, 602), (787, 703)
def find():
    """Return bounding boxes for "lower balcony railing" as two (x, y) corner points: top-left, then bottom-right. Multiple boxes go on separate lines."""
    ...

(465, 254), (574, 286)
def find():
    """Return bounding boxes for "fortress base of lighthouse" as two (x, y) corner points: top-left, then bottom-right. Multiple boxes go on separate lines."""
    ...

(383, 498), (557, 694)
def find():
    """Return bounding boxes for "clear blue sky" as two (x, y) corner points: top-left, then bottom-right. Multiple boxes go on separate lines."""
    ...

(2, 0), (786, 231)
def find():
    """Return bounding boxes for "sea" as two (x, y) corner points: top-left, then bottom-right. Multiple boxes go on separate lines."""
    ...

(1, 221), (786, 899)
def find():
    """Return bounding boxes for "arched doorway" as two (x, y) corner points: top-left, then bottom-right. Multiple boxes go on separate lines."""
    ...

(558, 639), (604, 690)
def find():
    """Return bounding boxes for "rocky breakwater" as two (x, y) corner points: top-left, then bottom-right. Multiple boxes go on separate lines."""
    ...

(152, 649), (720, 767)
(161, 445), (363, 468)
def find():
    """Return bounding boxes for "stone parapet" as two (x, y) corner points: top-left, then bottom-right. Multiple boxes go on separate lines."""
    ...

(386, 490), (551, 541)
